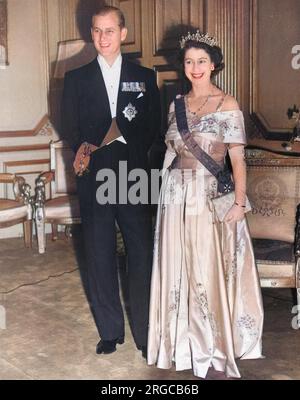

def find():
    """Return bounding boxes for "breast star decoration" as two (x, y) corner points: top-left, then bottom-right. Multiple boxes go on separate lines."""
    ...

(122, 103), (137, 122)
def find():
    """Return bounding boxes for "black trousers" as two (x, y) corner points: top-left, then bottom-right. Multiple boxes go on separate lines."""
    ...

(76, 142), (153, 348)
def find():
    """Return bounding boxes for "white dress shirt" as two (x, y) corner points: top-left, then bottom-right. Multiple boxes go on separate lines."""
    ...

(97, 53), (126, 144)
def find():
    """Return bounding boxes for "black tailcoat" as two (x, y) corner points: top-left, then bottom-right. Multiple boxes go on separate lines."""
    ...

(61, 57), (161, 347)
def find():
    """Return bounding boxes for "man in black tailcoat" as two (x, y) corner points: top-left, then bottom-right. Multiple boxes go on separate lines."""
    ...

(61, 5), (161, 357)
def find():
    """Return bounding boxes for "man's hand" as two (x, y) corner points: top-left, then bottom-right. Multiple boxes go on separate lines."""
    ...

(73, 142), (98, 176)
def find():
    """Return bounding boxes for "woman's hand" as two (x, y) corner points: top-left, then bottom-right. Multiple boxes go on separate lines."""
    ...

(224, 203), (245, 223)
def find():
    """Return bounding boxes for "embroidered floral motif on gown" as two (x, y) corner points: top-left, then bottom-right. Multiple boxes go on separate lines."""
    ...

(147, 103), (264, 379)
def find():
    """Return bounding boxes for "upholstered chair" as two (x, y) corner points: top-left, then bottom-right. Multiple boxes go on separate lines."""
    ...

(34, 140), (81, 254)
(0, 173), (33, 247)
(246, 162), (300, 327)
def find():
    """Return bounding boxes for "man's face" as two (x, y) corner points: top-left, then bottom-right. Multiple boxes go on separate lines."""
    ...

(91, 12), (127, 64)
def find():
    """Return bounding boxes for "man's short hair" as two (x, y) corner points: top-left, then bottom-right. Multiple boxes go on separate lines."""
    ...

(92, 5), (125, 29)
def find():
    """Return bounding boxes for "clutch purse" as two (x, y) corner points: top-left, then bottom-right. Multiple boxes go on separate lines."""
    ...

(211, 191), (252, 222)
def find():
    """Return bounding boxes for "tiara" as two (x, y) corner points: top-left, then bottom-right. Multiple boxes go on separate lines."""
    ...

(179, 30), (218, 48)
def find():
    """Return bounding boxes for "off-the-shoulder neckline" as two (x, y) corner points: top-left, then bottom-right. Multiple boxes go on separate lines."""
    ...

(170, 108), (243, 120)
(186, 109), (243, 120)
(171, 95), (243, 120)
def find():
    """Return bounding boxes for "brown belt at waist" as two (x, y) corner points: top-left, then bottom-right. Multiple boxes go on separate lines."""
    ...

(169, 156), (201, 170)
(169, 155), (224, 172)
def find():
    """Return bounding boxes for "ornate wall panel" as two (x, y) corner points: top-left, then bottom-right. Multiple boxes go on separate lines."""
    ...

(205, 0), (250, 111)
(75, 0), (107, 41)
(250, 0), (300, 137)
(147, 0), (205, 112)
(155, 66), (182, 129)
(112, 0), (142, 55)
(152, 0), (204, 56)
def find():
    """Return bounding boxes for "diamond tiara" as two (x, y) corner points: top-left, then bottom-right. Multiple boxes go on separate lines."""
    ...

(179, 30), (218, 49)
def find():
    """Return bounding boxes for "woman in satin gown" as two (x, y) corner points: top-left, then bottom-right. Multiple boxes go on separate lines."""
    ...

(147, 32), (264, 379)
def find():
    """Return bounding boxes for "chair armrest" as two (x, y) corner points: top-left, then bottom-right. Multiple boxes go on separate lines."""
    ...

(34, 171), (54, 208)
(13, 175), (33, 205)
(38, 171), (55, 185)
(0, 173), (15, 183)
(0, 173), (32, 208)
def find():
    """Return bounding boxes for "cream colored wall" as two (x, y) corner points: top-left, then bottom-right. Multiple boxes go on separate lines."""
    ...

(0, 0), (90, 239)
(0, 0), (59, 239)
(0, 0), (48, 131)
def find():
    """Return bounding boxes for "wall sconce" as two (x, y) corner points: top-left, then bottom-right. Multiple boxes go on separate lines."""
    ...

(282, 105), (300, 150)
(287, 104), (300, 138)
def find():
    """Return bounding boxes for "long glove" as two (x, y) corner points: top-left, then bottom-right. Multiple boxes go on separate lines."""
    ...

(224, 144), (247, 223)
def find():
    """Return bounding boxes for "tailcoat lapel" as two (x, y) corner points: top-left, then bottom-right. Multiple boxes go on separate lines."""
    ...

(117, 59), (135, 119)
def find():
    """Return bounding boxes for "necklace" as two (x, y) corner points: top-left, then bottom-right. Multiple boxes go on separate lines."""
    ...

(187, 93), (211, 115)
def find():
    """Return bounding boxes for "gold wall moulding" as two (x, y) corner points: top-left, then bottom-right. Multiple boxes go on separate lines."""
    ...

(0, 0), (8, 68)
(0, 115), (54, 138)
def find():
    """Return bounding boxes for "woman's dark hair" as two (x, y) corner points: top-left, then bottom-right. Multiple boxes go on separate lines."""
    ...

(178, 40), (225, 79)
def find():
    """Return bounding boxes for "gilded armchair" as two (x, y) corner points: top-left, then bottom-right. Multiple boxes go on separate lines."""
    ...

(0, 173), (33, 247)
(246, 152), (300, 328)
(34, 140), (81, 254)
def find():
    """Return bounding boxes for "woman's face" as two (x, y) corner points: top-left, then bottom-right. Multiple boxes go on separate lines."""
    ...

(184, 47), (215, 84)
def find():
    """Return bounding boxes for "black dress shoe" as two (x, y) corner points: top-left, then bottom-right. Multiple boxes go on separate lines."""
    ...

(96, 336), (124, 355)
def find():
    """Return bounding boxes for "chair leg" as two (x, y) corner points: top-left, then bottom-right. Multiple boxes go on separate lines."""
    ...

(36, 216), (46, 254)
(65, 225), (72, 240)
(51, 223), (58, 241)
(23, 220), (32, 248)
(297, 288), (300, 329)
